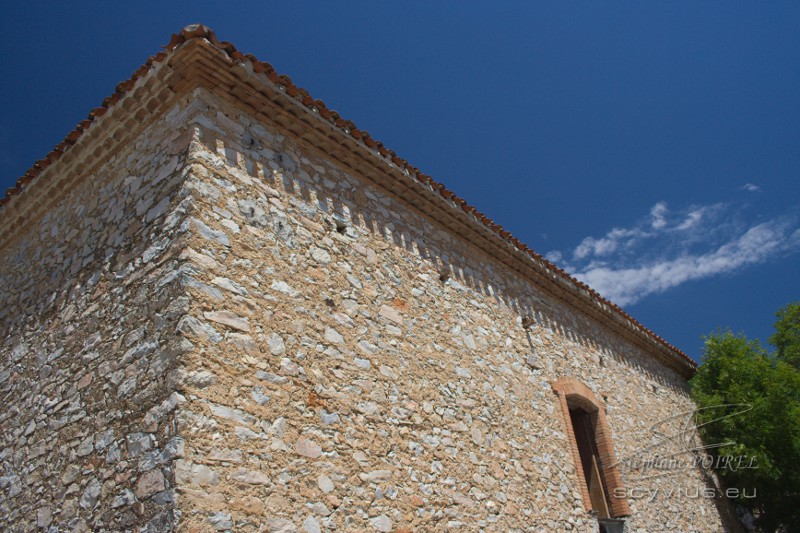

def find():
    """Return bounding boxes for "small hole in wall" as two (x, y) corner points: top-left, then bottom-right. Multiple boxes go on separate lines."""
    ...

(324, 298), (336, 308)
(335, 221), (347, 234)
(598, 356), (605, 367)
(439, 272), (450, 283)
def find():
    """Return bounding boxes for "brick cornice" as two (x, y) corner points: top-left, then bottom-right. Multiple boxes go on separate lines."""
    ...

(0, 25), (697, 378)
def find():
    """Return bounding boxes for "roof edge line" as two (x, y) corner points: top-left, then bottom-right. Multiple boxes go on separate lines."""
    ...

(0, 24), (697, 373)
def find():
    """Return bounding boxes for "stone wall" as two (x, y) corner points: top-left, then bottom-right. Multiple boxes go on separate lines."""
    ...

(170, 90), (731, 532)
(0, 81), (734, 531)
(0, 95), (201, 531)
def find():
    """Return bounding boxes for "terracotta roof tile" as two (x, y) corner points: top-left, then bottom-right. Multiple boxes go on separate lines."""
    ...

(1, 24), (696, 372)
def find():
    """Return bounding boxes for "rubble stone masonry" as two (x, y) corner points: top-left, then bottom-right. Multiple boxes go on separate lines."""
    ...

(0, 93), (199, 530)
(1, 63), (735, 533)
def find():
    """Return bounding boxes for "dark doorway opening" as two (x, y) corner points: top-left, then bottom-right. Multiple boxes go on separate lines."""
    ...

(569, 406), (612, 519)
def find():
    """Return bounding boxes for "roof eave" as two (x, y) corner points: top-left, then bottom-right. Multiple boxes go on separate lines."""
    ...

(0, 25), (697, 378)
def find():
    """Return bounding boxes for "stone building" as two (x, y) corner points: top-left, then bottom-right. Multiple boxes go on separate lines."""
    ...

(0, 26), (738, 532)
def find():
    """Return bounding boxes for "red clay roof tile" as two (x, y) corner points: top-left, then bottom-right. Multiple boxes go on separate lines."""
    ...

(1, 24), (696, 371)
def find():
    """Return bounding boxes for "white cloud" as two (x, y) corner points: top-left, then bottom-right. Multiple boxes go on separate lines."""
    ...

(547, 201), (800, 307)
(741, 183), (761, 193)
(650, 202), (668, 229)
(676, 206), (708, 230)
(573, 227), (642, 260)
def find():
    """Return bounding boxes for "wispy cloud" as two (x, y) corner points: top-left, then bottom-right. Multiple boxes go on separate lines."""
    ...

(650, 201), (668, 229)
(546, 201), (800, 306)
(740, 183), (761, 193)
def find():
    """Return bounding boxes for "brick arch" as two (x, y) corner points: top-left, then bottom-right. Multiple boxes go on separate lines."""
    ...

(552, 377), (631, 518)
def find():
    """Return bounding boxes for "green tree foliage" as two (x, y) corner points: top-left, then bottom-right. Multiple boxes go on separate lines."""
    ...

(691, 303), (800, 531)
(771, 303), (800, 371)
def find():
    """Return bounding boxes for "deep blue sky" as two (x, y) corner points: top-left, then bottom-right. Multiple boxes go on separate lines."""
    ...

(2, 2), (799, 361)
